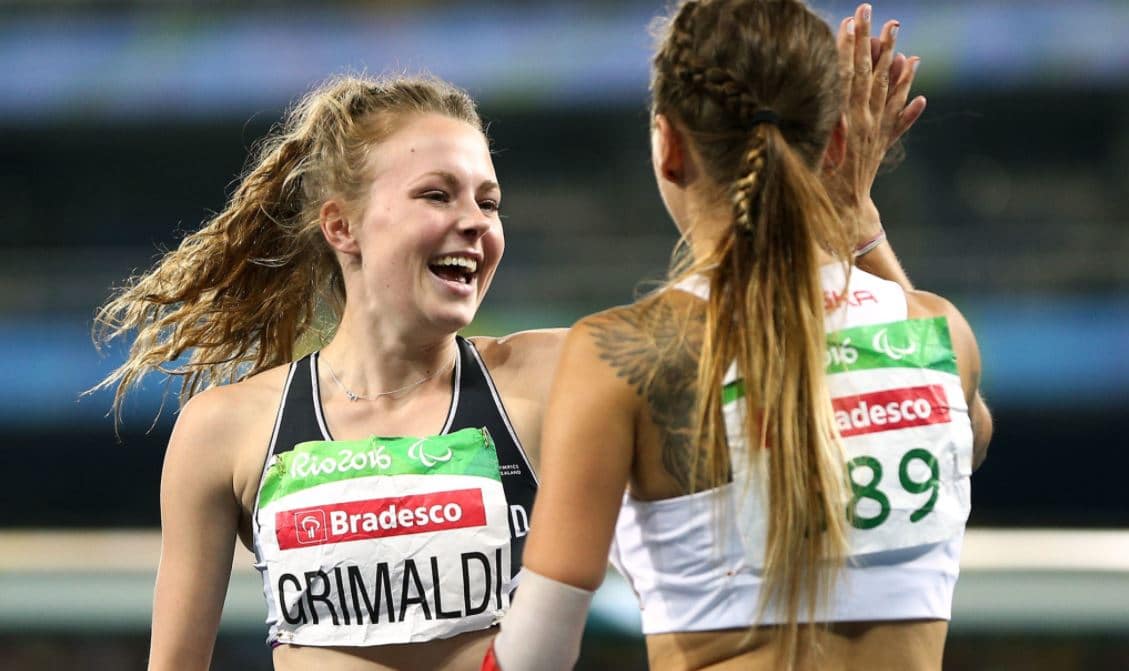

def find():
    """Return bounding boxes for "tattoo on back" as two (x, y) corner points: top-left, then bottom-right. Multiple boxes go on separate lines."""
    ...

(588, 298), (713, 492)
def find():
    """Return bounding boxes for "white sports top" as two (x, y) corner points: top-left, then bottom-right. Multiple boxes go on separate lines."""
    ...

(609, 265), (973, 634)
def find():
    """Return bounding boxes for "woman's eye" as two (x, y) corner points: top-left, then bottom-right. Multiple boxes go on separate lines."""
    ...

(423, 190), (450, 203)
(479, 200), (500, 213)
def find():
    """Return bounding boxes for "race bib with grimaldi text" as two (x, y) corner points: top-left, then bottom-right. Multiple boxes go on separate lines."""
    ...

(724, 317), (974, 564)
(254, 427), (513, 647)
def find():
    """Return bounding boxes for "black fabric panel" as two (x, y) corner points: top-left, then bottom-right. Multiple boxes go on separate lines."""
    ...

(450, 336), (539, 576)
(270, 355), (324, 458)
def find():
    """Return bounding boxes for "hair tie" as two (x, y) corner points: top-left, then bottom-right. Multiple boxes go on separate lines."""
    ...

(749, 110), (779, 127)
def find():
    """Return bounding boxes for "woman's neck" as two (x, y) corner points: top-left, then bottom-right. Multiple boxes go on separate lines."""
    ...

(319, 308), (458, 400)
(681, 201), (730, 262)
(681, 204), (840, 268)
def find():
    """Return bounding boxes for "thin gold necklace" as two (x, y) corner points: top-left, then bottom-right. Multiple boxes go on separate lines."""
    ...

(321, 351), (456, 401)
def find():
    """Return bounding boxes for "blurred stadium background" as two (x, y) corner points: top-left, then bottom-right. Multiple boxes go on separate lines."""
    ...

(2, 0), (1128, 668)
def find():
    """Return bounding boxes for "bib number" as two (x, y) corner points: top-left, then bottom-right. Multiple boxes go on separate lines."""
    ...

(847, 448), (939, 530)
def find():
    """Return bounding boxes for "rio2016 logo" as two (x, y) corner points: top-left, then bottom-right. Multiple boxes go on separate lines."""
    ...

(826, 337), (859, 367)
(290, 446), (393, 479)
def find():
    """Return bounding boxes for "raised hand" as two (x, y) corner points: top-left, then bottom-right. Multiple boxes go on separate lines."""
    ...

(826, 3), (926, 244)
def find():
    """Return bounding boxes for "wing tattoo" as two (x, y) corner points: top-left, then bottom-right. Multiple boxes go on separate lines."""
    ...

(588, 298), (711, 492)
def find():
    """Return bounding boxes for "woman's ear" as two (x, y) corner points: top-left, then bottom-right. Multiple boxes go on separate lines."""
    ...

(823, 112), (848, 172)
(320, 199), (360, 255)
(653, 114), (688, 186)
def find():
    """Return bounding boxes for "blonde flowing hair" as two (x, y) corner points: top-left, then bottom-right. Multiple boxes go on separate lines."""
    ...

(652, 0), (852, 665)
(92, 74), (482, 421)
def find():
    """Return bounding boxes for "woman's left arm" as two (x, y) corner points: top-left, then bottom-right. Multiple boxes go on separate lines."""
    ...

(486, 315), (639, 670)
(522, 317), (637, 589)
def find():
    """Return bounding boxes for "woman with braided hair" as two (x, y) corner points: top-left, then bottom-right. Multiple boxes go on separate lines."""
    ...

(95, 75), (556, 670)
(487, 2), (991, 670)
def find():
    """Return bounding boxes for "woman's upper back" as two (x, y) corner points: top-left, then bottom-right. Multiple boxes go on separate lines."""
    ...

(608, 265), (976, 634)
(614, 266), (973, 500)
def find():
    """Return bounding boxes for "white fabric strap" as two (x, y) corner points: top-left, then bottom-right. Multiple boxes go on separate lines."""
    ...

(493, 568), (593, 671)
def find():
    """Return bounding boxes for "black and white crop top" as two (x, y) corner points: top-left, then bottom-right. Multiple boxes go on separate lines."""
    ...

(251, 336), (538, 646)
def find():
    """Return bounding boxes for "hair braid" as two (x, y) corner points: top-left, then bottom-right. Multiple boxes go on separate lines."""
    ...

(662, 2), (773, 132)
(652, 2), (854, 667)
(664, 2), (708, 102)
(731, 126), (769, 234)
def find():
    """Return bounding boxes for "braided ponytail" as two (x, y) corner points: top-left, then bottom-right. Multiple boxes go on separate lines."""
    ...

(731, 125), (770, 234)
(653, 1), (854, 666)
(93, 74), (481, 421)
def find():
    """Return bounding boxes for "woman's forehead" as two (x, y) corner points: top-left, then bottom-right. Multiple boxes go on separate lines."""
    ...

(369, 114), (495, 182)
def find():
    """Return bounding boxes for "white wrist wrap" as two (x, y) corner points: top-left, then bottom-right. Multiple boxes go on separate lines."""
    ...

(493, 569), (594, 671)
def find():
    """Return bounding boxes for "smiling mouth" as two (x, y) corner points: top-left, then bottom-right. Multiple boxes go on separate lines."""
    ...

(428, 254), (479, 285)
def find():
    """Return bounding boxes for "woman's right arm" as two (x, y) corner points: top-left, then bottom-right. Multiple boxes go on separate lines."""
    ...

(839, 7), (992, 465)
(148, 389), (243, 671)
(833, 4), (927, 291)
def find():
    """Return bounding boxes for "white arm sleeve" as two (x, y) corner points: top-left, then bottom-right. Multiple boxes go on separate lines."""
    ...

(493, 568), (595, 671)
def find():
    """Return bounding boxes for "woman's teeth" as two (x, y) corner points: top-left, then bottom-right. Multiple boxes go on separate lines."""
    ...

(431, 255), (478, 273)
(429, 256), (478, 284)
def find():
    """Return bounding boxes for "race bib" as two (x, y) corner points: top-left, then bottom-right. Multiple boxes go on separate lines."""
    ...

(726, 317), (973, 565)
(255, 427), (513, 647)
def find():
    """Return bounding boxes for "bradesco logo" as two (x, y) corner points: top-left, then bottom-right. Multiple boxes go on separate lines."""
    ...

(831, 385), (950, 437)
(276, 489), (487, 550)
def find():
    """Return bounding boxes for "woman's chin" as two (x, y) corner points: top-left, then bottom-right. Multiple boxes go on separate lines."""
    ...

(426, 305), (478, 336)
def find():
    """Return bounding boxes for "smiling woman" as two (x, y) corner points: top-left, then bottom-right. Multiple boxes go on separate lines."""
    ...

(90, 74), (564, 671)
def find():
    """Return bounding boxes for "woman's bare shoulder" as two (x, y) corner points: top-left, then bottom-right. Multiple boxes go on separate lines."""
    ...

(470, 328), (567, 364)
(172, 362), (291, 448)
(539, 293), (704, 409)
(904, 290), (976, 348)
(905, 288), (958, 320)
(468, 329), (568, 385)
(577, 291), (704, 356)
(905, 289), (982, 390)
